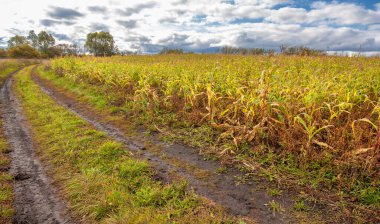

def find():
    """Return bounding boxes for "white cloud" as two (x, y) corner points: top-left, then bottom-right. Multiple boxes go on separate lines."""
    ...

(265, 7), (307, 24)
(309, 1), (380, 25)
(0, 0), (379, 53)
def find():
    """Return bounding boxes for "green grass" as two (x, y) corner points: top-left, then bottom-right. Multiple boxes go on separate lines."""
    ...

(267, 188), (282, 197)
(0, 135), (14, 223)
(293, 200), (308, 212)
(268, 200), (283, 214)
(15, 66), (236, 223)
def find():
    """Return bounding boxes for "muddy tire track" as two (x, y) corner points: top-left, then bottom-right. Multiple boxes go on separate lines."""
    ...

(0, 69), (73, 224)
(31, 69), (302, 223)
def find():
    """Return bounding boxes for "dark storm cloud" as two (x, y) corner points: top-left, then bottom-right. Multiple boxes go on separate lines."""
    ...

(90, 23), (110, 31)
(88, 6), (108, 14)
(116, 2), (156, 16)
(40, 19), (75, 27)
(117, 20), (138, 29)
(47, 7), (85, 20)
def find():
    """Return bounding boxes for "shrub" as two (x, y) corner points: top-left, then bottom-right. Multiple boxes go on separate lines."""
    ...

(7, 44), (40, 58)
(0, 49), (6, 58)
(280, 45), (326, 56)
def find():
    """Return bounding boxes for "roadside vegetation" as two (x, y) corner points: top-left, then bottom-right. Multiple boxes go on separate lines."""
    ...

(0, 60), (34, 79)
(0, 118), (13, 224)
(44, 55), (380, 222)
(14, 66), (235, 223)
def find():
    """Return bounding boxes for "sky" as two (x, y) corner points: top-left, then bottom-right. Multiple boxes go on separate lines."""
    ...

(0, 0), (380, 53)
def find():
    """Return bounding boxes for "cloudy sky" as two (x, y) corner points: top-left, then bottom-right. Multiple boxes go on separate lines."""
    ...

(0, 0), (379, 53)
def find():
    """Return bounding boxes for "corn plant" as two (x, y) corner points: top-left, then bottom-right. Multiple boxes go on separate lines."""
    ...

(50, 55), (380, 199)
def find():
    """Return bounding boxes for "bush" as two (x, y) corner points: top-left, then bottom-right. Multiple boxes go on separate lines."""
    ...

(7, 44), (40, 58)
(280, 45), (326, 56)
(0, 49), (6, 58)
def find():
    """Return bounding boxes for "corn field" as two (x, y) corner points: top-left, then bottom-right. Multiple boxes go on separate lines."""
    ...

(51, 55), (379, 204)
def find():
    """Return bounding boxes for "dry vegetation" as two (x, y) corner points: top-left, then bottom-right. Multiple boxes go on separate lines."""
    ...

(16, 66), (235, 223)
(50, 54), (379, 217)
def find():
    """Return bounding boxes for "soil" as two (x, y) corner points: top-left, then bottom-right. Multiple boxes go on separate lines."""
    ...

(0, 69), (73, 224)
(31, 68), (301, 223)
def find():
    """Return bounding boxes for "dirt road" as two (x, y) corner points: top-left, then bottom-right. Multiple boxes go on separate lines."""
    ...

(0, 69), (72, 224)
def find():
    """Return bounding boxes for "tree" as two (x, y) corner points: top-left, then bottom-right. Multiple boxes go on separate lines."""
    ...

(27, 30), (39, 49)
(279, 45), (326, 56)
(54, 43), (79, 56)
(85, 31), (115, 56)
(7, 44), (40, 58)
(38, 31), (55, 53)
(7, 35), (28, 48)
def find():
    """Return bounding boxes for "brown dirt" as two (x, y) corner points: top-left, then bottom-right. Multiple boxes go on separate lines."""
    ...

(0, 69), (73, 224)
(30, 68), (306, 223)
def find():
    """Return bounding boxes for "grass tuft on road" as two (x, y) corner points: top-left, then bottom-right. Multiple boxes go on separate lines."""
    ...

(14, 66), (234, 223)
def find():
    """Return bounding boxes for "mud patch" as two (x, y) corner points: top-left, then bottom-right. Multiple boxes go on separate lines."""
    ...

(0, 69), (73, 224)
(32, 68), (302, 223)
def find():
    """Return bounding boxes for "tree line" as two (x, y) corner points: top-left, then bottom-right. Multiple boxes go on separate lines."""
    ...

(0, 29), (328, 58)
(220, 45), (326, 56)
(2, 30), (81, 58)
(0, 30), (120, 59)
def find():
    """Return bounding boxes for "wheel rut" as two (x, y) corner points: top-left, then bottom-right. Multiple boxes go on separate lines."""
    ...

(0, 69), (73, 224)
(31, 67), (299, 223)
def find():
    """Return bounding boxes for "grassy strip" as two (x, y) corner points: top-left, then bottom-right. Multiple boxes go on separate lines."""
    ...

(15, 66), (235, 223)
(36, 62), (379, 222)
(0, 121), (14, 223)
(0, 60), (24, 81)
